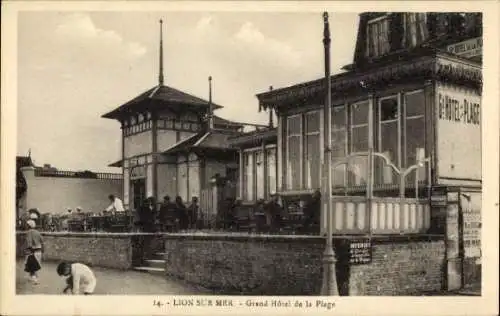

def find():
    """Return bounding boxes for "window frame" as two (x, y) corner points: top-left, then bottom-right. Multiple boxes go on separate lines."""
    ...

(366, 14), (390, 58)
(286, 114), (303, 191)
(403, 89), (426, 180)
(403, 13), (429, 48)
(349, 101), (369, 153)
(304, 110), (321, 190)
(331, 105), (348, 187)
(376, 95), (402, 185)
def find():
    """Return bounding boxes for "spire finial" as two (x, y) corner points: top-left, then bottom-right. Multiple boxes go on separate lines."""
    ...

(208, 76), (214, 130)
(159, 19), (164, 86)
(323, 12), (330, 45)
(268, 86), (274, 128)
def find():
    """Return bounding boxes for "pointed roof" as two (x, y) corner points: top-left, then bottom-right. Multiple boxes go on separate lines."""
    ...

(102, 20), (224, 120)
(162, 130), (238, 155)
(101, 85), (223, 120)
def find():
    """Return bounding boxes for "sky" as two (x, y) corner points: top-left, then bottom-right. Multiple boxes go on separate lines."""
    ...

(17, 11), (359, 172)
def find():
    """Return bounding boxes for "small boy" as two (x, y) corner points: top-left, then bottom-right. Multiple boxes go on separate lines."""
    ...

(57, 262), (97, 295)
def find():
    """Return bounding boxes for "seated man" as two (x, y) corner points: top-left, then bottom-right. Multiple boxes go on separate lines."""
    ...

(105, 194), (125, 214)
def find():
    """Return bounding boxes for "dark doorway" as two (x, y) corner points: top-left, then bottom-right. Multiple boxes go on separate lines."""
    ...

(132, 179), (146, 210)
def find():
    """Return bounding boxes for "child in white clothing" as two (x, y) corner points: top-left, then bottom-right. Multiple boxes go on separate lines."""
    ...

(57, 262), (97, 295)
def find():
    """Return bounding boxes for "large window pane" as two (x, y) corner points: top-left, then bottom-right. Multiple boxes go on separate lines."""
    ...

(405, 117), (426, 185)
(348, 156), (368, 186)
(266, 148), (277, 195)
(350, 96), (369, 189)
(332, 106), (346, 130)
(380, 98), (398, 121)
(305, 111), (320, 133)
(287, 115), (301, 135)
(305, 134), (320, 190)
(255, 151), (265, 199)
(287, 136), (301, 190)
(332, 106), (347, 187)
(244, 153), (254, 201)
(379, 122), (399, 184)
(405, 91), (425, 117)
(351, 126), (368, 152)
(351, 102), (369, 125)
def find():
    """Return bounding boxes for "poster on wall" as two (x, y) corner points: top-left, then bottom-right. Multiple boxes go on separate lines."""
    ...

(436, 82), (481, 181)
(461, 192), (482, 259)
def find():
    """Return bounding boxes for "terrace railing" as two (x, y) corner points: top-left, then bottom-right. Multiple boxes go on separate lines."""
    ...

(34, 168), (123, 180)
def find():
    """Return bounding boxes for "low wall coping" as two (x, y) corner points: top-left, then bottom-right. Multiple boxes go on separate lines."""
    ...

(16, 231), (444, 243)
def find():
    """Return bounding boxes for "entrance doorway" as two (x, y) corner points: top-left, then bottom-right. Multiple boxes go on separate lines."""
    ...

(132, 179), (146, 210)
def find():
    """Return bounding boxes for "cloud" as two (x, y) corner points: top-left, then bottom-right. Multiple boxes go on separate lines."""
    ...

(55, 13), (147, 59)
(233, 21), (302, 68)
(196, 16), (214, 31)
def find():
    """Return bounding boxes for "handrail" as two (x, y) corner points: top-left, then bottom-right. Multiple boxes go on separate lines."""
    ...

(34, 169), (123, 180)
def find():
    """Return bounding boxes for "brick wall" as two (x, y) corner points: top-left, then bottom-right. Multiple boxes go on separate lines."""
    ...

(348, 237), (446, 295)
(163, 234), (445, 296)
(16, 232), (134, 269)
(164, 235), (324, 295)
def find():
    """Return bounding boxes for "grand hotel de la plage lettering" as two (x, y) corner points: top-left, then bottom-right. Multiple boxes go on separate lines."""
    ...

(438, 93), (480, 125)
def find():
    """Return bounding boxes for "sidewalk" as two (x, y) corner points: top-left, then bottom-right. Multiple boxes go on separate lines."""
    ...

(16, 260), (211, 295)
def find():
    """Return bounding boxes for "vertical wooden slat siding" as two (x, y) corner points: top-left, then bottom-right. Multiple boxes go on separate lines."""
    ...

(416, 204), (424, 231)
(371, 201), (378, 231)
(409, 203), (417, 231)
(329, 197), (430, 234)
(394, 203), (401, 230)
(346, 202), (355, 230)
(403, 203), (410, 230)
(386, 202), (394, 231)
(334, 201), (343, 231)
(379, 201), (386, 230)
(424, 205), (431, 230)
(357, 201), (366, 230)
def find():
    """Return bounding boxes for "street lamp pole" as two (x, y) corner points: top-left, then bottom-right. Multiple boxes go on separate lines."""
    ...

(320, 11), (338, 296)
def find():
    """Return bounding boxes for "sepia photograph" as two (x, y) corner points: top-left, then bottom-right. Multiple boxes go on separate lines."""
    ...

(1, 1), (498, 316)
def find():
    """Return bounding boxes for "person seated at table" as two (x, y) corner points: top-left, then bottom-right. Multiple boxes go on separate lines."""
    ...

(105, 194), (125, 214)
(302, 189), (321, 233)
(158, 196), (176, 231)
(265, 195), (283, 232)
(186, 197), (199, 230)
(175, 196), (188, 231)
(138, 197), (156, 233)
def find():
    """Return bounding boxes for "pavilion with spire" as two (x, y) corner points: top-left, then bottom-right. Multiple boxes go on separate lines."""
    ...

(102, 20), (259, 210)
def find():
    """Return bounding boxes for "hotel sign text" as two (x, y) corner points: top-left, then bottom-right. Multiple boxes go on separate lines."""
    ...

(447, 37), (482, 59)
(438, 93), (480, 125)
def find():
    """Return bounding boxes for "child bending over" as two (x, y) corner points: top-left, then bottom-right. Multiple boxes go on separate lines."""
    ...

(57, 262), (97, 295)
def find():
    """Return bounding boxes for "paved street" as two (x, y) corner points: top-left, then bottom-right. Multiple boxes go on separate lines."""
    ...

(16, 260), (210, 295)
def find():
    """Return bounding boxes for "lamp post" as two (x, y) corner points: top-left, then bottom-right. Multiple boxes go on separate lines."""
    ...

(320, 11), (338, 296)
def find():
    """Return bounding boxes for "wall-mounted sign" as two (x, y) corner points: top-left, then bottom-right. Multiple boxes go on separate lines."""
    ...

(447, 37), (482, 59)
(461, 193), (481, 258)
(436, 84), (481, 181)
(349, 238), (372, 265)
(438, 93), (480, 125)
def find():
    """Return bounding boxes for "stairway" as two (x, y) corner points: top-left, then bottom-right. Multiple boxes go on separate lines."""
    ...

(133, 252), (167, 274)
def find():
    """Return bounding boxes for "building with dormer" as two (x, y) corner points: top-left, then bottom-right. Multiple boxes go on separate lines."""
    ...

(251, 12), (481, 291)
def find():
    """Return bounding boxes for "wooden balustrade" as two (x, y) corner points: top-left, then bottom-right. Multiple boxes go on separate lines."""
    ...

(34, 168), (123, 180)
